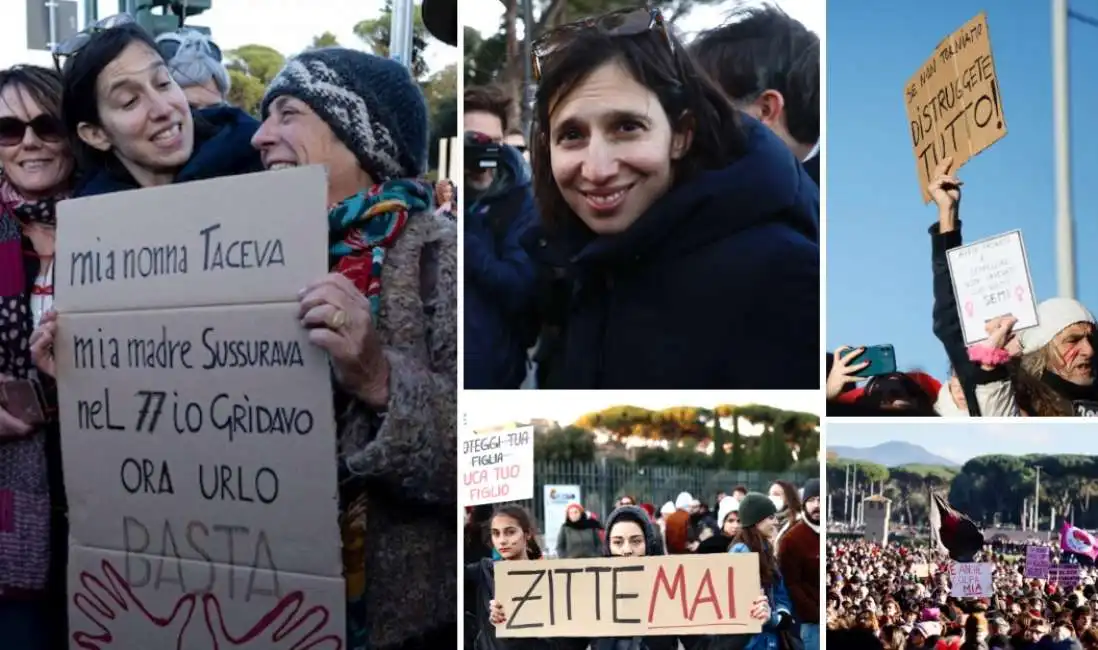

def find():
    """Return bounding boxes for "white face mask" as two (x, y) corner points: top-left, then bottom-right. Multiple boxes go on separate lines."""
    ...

(770, 495), (785, 511)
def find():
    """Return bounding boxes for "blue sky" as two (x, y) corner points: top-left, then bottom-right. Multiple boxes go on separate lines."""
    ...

(827, 423), (1098, 464)
(826, 2), (1098, 376)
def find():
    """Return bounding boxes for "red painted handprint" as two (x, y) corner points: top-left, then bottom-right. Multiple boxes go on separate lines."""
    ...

(71, 560), (198, 650)
(203, 590), (343, 649)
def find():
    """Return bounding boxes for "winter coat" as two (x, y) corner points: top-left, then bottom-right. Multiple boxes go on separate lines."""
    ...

(338, 208), (457, 648)
(463, 144), (539, 388)
(530, 118), (818, 389)
(557, 515), (603, 558)
(729, 541), (795, 650)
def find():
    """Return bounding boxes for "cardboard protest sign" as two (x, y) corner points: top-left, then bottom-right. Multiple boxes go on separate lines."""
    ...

(948, 562), (993, 598)
(460, 425), (534, 506)
(910, 563), (934, 578)
(905, 12), (1007, 203)
(495, 554), (762, 638)
(54, 167), (346, 648)
(1050, 563), (1083, 588)
(946, 230), (1038, 345)
(1025, 546), (1051, 580)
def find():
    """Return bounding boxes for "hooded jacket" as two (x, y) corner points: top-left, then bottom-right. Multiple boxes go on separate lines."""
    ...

(529, 117), (819, 389)
(464, 143), (539, 389)
(587, 506), (684, 650)
(74, 105), (264, 196)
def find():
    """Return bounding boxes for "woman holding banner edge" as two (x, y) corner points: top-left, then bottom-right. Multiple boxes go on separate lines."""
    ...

(728, 494), (797, 650)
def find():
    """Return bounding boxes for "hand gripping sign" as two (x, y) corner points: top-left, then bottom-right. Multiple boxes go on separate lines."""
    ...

(495, 554), (762, 638)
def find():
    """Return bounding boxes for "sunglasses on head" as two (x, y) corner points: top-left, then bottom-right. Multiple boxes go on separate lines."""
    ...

(531, 6), (672, 82)
(156, 29), (223, 63)
(52, 13), (136, 71)
(0, 115), (64, 147)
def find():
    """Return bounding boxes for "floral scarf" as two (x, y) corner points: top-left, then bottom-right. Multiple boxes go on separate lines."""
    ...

(329, 179), (431, 321)
(328, 178), (430, 650)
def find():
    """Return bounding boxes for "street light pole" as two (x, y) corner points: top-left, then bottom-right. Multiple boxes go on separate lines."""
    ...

(1052, 0), (1075, 298)
(520, 0), (534, 138)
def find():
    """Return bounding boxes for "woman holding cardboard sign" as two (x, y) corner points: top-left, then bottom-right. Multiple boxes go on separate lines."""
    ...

(468, 504), (559, 650)
(33, 42), (459, 650)
(485, 505), (772, 650)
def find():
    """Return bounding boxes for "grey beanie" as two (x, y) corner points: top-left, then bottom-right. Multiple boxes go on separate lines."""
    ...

(261, 47), (428, 182)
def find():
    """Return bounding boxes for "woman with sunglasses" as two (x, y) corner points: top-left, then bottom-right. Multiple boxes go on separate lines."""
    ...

(0, 64), (73, 650)
(527, 6), (819, 390)
(58, 18), (262, 196)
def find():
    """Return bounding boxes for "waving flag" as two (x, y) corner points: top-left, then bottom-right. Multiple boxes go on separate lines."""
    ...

(929, 492), (984, 562)
(1060, 522), (1098, 561)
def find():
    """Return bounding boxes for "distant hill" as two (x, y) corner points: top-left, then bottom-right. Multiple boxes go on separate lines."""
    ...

(828, 441), (959, 468)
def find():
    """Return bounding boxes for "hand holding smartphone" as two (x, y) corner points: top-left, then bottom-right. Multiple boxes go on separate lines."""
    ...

(848, 344), (898, 379)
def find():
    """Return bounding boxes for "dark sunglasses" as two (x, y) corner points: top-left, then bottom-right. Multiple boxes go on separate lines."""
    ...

(52, 13), (136, 71)
(531, 6), (671, 82)
(0, 115), (64, 147)
(156, 30), (223, 63)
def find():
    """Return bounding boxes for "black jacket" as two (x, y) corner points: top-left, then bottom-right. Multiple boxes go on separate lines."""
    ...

(530, 119), (819, 389)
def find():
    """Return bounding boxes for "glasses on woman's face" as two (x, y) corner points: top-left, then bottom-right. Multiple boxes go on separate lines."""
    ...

(51, 13), (137, 71)
(531, 6), (672, 82)
(0, 114), (64, 147)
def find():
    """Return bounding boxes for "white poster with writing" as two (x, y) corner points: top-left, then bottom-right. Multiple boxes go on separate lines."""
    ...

(543, 485), (582, 556)
(946, 229), (1039, 345)
(460, 426), (535, 506)
(54, 167), (346, 648)
(948, 562), (993, 598)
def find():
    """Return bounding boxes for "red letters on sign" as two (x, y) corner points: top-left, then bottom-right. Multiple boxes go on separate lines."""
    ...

(648, 564), (737, 624)
(648, 565), (688, 622)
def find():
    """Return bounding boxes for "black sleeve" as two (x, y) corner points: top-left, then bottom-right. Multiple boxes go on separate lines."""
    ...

(928, 221), (1009, 416)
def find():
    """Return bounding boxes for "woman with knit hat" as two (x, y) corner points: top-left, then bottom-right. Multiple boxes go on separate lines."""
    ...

(251, 47), (457, 650)
(729, 493), (798, 650)
(556, 501), (603, 558)
(697, 495), (740, 553)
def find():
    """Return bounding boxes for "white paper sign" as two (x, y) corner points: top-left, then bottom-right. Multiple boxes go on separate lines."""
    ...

(946, 229), (1039, 345)
(460, 426), (535, 506)
(948, 562), (993, 598)
(54, 168), (345, 648)
(543, 484), (582, 555)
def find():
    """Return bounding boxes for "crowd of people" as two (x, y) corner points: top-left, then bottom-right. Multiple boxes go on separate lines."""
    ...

(0, 15), (456, 650)
(464, 478), (821, 650)
(828, 538), (1098, 649)
(462, 4), (821, 390)
(827, 156), (1098, 418)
